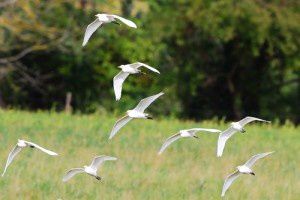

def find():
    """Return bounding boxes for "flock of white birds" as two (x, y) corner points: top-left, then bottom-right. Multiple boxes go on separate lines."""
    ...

(1, 13), (275, 197)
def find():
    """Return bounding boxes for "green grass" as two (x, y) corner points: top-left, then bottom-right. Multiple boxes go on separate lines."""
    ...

(0, 110), (299, 200)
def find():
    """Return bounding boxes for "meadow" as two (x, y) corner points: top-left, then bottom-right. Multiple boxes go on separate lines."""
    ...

(0, 110), (299, 199)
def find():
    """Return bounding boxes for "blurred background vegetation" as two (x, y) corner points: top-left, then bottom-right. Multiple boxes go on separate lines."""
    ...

(0, 0), (299, 123)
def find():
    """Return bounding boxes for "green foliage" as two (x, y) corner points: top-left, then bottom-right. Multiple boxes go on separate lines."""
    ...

(0, 0), (299, 122)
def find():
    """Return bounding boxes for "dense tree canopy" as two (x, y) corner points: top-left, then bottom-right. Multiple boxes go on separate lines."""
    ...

(0, 0), (299, 123)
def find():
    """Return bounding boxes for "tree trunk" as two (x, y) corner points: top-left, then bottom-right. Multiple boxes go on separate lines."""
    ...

(0, 90), (6, 108)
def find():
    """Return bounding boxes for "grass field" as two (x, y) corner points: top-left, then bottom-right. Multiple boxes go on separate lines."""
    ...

(0, 110), (299, 199)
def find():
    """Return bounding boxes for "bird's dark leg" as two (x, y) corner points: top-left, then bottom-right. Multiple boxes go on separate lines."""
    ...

(241, 128), (246, 133)
(95, 176), (101, 181)
(193, 136), (199, 139)
(250, 172), (255, 176)
(112, 20), (120, 25)
(146, 115), (153, 120)
(29, 145), (35, 148)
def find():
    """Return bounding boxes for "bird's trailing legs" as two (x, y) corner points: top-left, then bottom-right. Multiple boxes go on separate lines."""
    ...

(241, 128), (246, 133)
(95, 176), (102, 180)
(146, 115), (153, 120)
(193, 135), (199, 139)
(112, 20), (120, 25)
(250, 172), (255, 176)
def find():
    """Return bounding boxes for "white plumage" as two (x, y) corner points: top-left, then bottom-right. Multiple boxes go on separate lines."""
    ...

(2, 139), (58, 177)
(63, 155), (117, 182)
(217, 117), (270, 157)
(82, 14), (137, 46)
(113, 62), (160, 101)
(109, 92), (164, 139)
(221, 151), (274, 197)
(158, 128), (221, 154)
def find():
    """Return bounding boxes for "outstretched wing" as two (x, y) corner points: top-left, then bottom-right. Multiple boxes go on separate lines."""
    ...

(2, 145), (22, 177)
(113, 71), (130, 101)
(82, 19), (103, 46)
(244, 151), (274, 168)
(111, 15), (137, 28)
(217, 127), (236, 157)
(109, 115), (132, 139)
(130, 62), (160, 74)
(186, 128), (221, 134)
(62, 168), (85, 182)
(221, 171), (241, 197)
(23, 140), (58, 156)
(133, 92), (164, 112)
(158, 133), (181, 155)
(238, 116), (270, 127)
(90, 155), (117, 170)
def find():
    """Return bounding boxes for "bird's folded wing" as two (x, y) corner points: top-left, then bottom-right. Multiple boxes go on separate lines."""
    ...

(133, 92), (164, 112)
(90, 155), (117, 170)
(62, 168), (85, 182)
(2, 145), (22, 176)
(130, 62), (160, 74)
(109, 115), (132, 139)
(158, 133), (181, 154)
(113, 71), (130, 101)
(244, 151), (274, 168)
(221, 171), (240, 197)
(110, 15), (137, 28)
(82, 19), (103, 46)
(23, 140), (58, 156)
(187, 128), (221, 134)
(217, 127), (236, 157)
(238, 116), (270, 127)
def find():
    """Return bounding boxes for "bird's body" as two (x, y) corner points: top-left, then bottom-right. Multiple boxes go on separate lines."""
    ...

(96, 14), (113, 23)
(119, 65), (140, 74)
(127, 110), (149, 119)
(236, 165), (253, 174)
(221, 152), (274, 197)
(109, 92), (164, 139)
(63, 155), (117, 182)
(179, 130), (194, 137)
(158, 128), (221, 154)
(230, 122), (245, 133)
(217, 117), (270, 157)
(84, 166), (98, 177)
(82, 13), (137, 46)
(17, 140), (27, 148)
(2, 139), (58, 177)
(113, 62), (160, 101)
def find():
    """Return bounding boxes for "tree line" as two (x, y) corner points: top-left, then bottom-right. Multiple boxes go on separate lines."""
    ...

(0, 0), (299, 123)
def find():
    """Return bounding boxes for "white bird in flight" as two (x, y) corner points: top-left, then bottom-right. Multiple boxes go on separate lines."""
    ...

(158, 128), (221, 154)
(217, 117), (270, 157)
(113, 62), (160, 101)
(62, 155), (117, 182)
(2, 139), (58, 177)
(109, 92), (164, 139)
(221, 151), (274, 197)
(82, 13), (137, 46)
